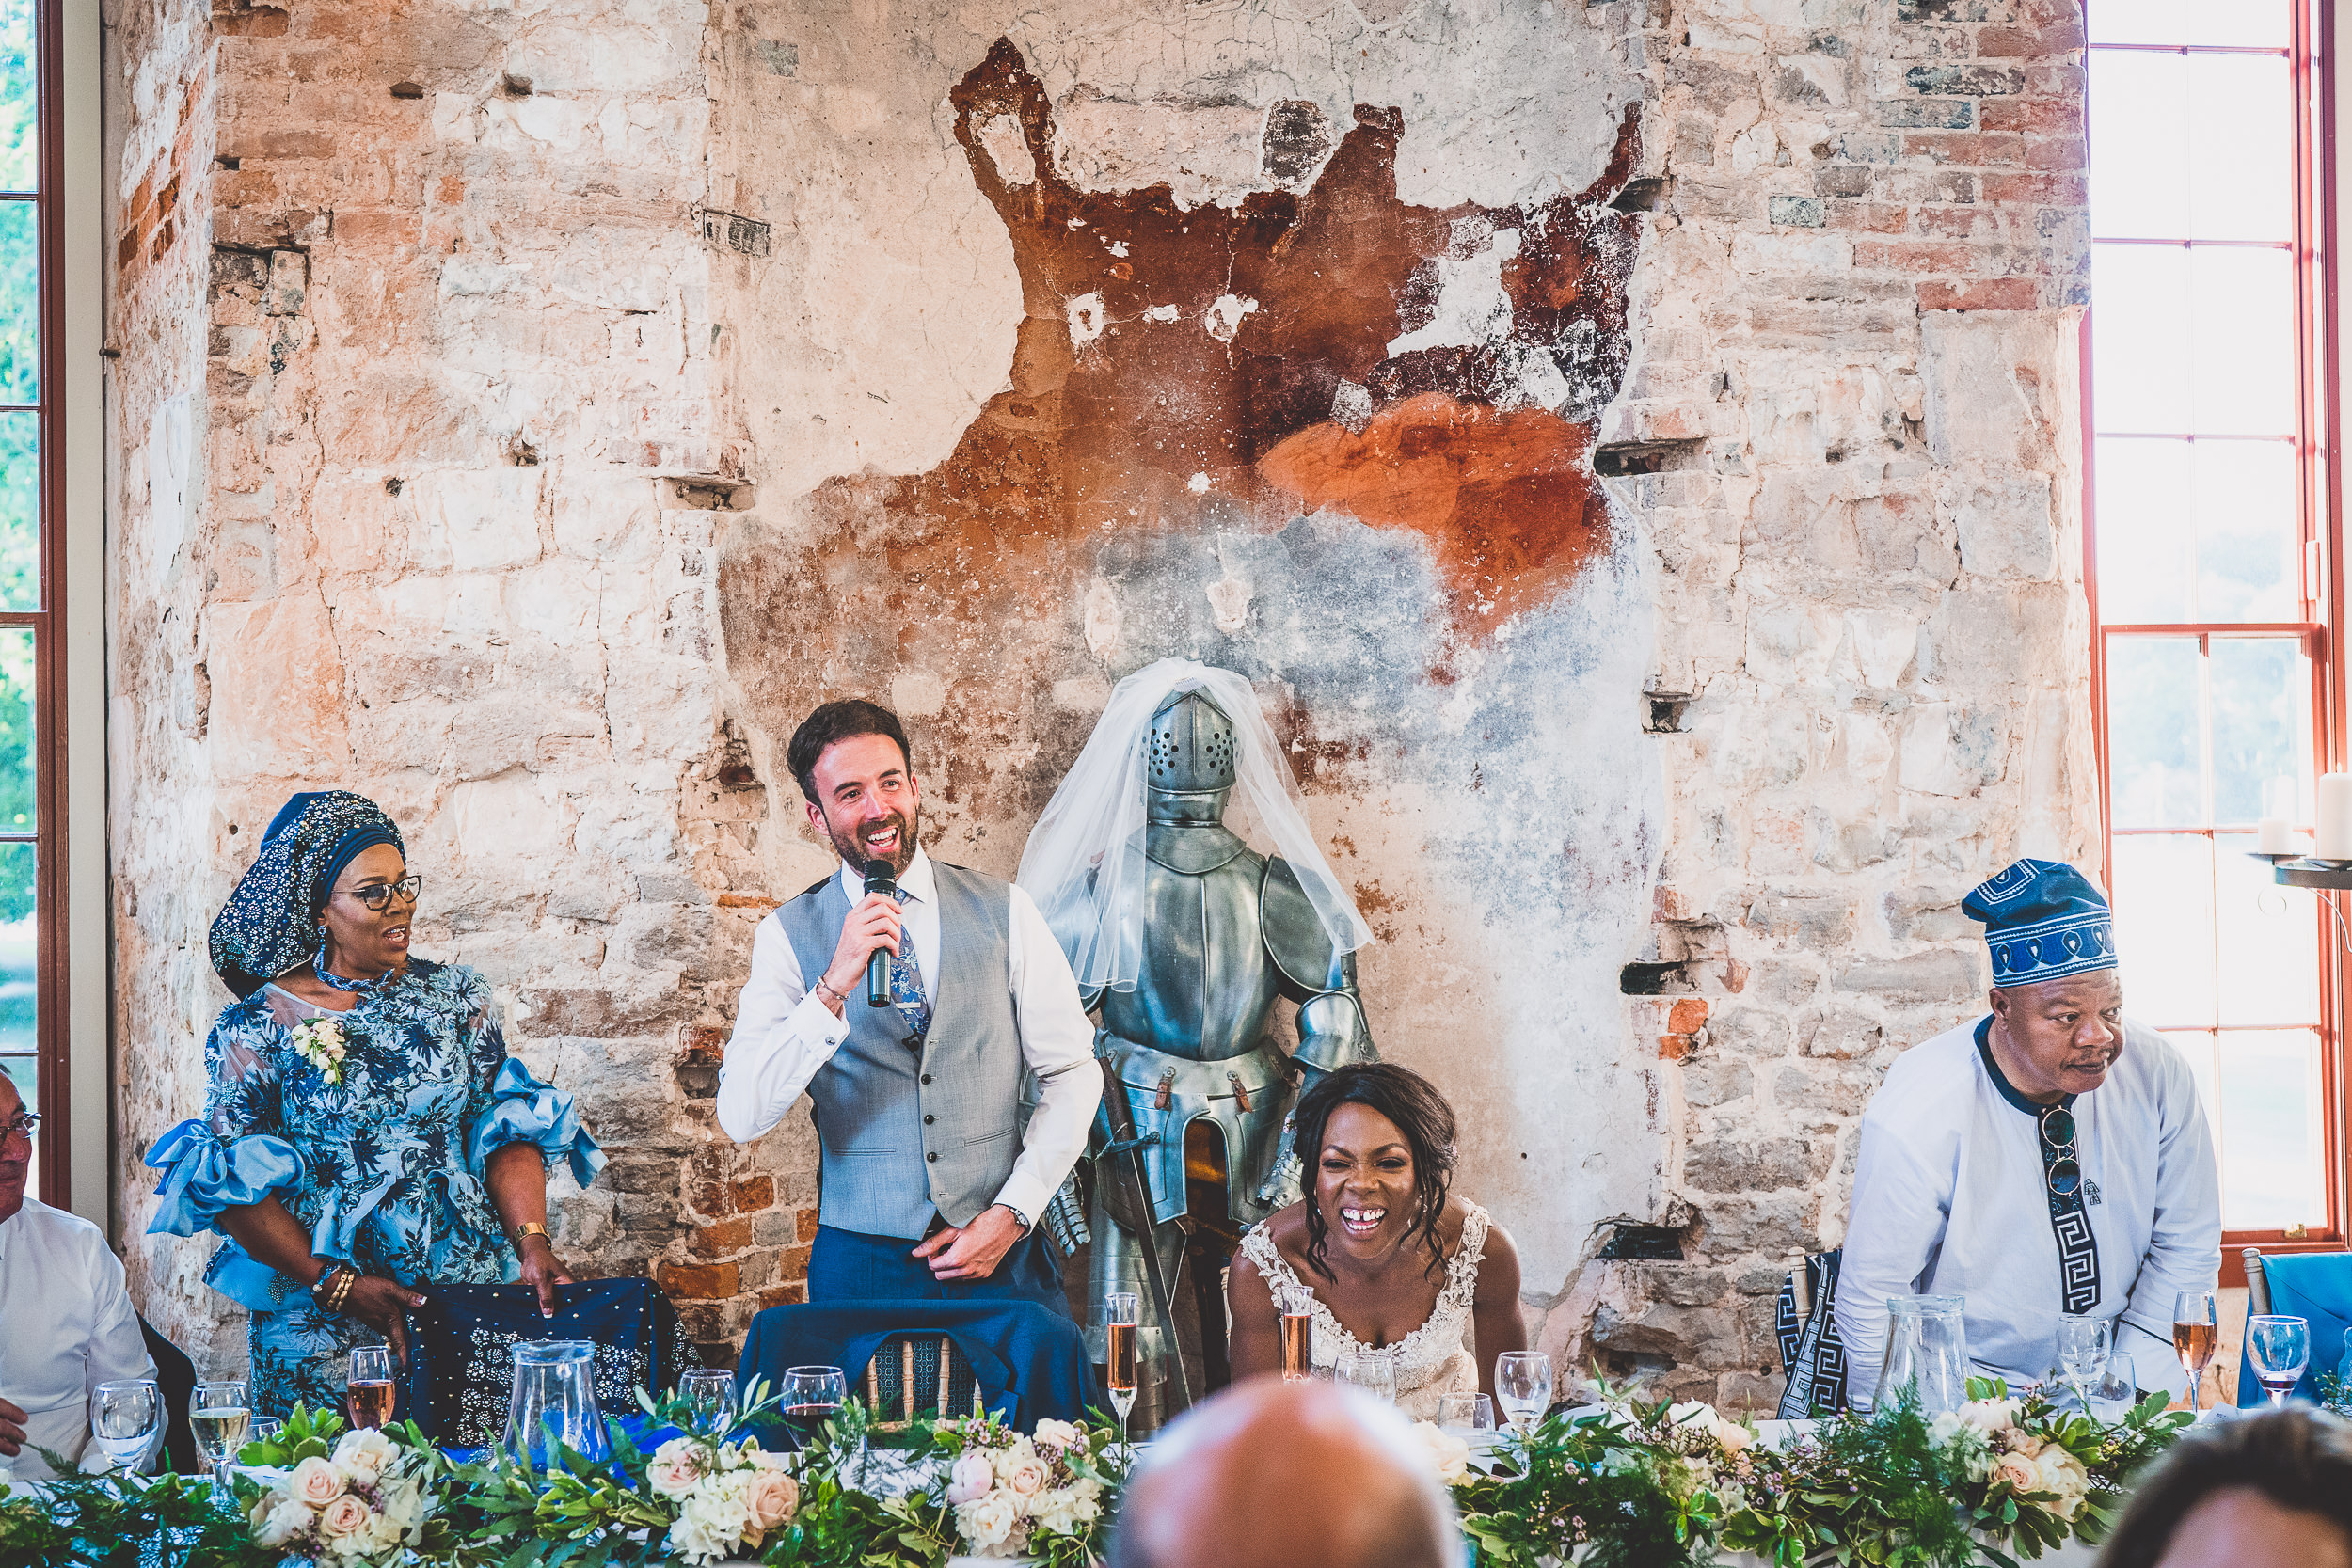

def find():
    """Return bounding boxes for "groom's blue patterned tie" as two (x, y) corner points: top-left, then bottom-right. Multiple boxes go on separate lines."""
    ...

(888, 888), (932, 1043)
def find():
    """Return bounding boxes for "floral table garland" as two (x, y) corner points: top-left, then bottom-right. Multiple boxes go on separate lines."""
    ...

(0, 1375), (2191, 1568)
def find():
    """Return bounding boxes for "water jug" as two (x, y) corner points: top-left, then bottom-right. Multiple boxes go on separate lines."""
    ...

(504, 1339), (611, 1468)
(1875, 1293), (1970, 1417)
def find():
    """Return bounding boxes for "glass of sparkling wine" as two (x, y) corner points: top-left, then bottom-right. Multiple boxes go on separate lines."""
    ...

(347, 1345), (396, 1431)
(192, 1380), (250, 1503)
(1494, 1351), (1553, 1442)
(91, 1380), (161, 1474)
(2247, 1315), (2312, 1408)
(2172, 1290), (2219, 1413)
(1274, 1283), (1314, 1384)
(1105, 1291), (1140, 1463)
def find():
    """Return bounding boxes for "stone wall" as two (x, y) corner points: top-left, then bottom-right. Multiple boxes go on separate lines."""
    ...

(105, 0), (2096, 1407)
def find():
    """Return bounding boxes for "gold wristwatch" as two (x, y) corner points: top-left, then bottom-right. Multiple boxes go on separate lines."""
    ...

(514, 1222), (549, 1243)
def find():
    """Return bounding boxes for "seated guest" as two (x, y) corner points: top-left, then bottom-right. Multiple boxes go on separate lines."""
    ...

(1110, 1376), (1466, 1568)
(146, 792), (604, 1418)
(1226, 1063), (1524, 1419)
(716, 701), (1099, 1308)
(1837, 860), (2219, 1404)
(0, 1072), (163, 1479)
(2095, 1406), (2352, 1568)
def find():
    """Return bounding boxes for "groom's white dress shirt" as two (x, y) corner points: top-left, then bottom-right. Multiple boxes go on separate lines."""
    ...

(0, 1196), (162, 1479)
(716, 847), (1098, 1228)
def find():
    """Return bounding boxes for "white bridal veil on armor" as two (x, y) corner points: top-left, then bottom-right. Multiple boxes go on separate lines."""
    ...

(1015, 658), (1375, 992)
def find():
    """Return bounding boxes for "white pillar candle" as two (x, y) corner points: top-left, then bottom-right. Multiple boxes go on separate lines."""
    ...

(2258, 817), (2296, 855)
(2318, 773), (2352, 861)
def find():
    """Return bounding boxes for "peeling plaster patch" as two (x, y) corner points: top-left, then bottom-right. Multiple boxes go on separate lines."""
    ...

(1186, 471), (1210, 494)
(1205, 568), (1252, 633)
(977, 114), (1033, 188)
(1055, 88), (1267, 210)
(1330, 381), (1374, 434)
(1052, 675), (1111, 713)
(1144, 303), (1179, 323)
(1067, 292), (1106, 347)
(1083, 579), (1121, 659)
(1388, 230), (1518, 356)
(891, 669), (946, 716)
(1203, 293), (1256, 342)
(755, 38), (799, 77)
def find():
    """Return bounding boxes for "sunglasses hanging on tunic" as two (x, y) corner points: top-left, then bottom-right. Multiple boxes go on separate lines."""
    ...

(2040, 1104), (2082, 1199)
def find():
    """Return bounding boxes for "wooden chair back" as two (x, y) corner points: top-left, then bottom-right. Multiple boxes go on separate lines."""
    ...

(863, 1333), (983, 1429)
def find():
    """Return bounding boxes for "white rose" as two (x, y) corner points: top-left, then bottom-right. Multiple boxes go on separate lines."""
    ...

(290, 1456), (346, 1507)
(320, 1495), (371, 1540)
(255, 1498), (314, 1548)
(960, 1489), (1025, 1550)
(1412, 1420), (1472, 1483)
(647, 1437), (706, 1500)
(1030, 1418), (1082, 1451)
(1001, 1451), (1051, 1498)
(665, 1512), (728, 1567)
(1957, 1398), (2022, 1436)
(331, 1427), (397, 1481)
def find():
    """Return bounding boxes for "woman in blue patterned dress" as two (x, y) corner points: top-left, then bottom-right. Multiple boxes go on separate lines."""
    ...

(146, 792), (604, 1418)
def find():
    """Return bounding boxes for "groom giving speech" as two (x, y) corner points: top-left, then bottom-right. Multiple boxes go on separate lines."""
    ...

(716, 701), (1101, 1310)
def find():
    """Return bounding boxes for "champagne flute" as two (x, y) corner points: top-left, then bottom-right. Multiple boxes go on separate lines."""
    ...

(678, 1369), (738, 1439)
(777, 1366), (847, 1453)
(2247, 1315), (2312, 1408)
(2172, 1290), (2218, 1413)
(347, 1345), (396, 1430)
(91, 1380), (161, 1474)
(1105, 1291), (1140, 1464)
(1336, 1349), (1397, 1404)
(1274, 1282), (1314, 1384)
(192, 1379), (250, 1503)
(1494, 1351), (1553, 1442)
(2055, 1314), (2110, 1415)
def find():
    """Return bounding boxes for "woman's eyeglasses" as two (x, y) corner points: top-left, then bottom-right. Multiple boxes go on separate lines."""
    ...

(2040, 1104), (2082, 1199)
(341, 875), (421, 912)
(0, 1112), (39, 1142)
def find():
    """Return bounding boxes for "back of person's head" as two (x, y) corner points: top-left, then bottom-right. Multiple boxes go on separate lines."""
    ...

(2098, 1406), (2352, 1568)
(1108, 1376), (1464, 1568)
(787, 700), (911, 802)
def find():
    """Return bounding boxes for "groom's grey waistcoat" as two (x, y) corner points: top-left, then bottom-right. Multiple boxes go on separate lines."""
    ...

(773, 863), (1023, 1240)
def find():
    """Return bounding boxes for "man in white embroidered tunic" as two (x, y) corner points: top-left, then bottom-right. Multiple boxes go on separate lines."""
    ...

(716, 700), (1100, 1311)
(1837, 859), (2221, 1406)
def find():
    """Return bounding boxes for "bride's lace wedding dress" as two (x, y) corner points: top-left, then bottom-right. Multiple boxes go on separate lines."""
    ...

(1236, 1202), (1492, 1421)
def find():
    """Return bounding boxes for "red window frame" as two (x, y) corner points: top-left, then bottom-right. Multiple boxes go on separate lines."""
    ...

(2082, 0), (2346, 1274)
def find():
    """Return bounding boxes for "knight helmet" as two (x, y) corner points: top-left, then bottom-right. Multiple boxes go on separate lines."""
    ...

(1145, 689), (1238, 793)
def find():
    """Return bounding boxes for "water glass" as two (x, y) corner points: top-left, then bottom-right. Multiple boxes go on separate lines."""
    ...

(1336, 1349), (1397, 1405)
(1438, 1390), (1496, 1436)
(1494, 1350), (1553, 1438)
(504, 1340), (611, 1468)
(250, 1416), (285, 1449)
(678, 1369), (738, 1438)
(91, 1380), (161, 1473)
(2087, 1352), (2137, 1425)
(2056, 1313), (2111, 1414)
(1876, 1294), (1969, 1417)
(192, 1379), (251, 1502)
(2247, 1315), (2312, 1408)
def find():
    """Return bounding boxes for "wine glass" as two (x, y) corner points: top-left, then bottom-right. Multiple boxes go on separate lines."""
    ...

(1104, 1292), (1140, 1464)
(2088, 1352), (2137, 1425)
(777, 1366), (848, 1454)
(1438, 1390), (1496, 1438)
(91, 1380), (161, 1474)
(1274, 1282), (1314, 1383)
(1336, 1349), (1397, 1404)
(2055, 1314), (2111, 1415)
(2172, 1290), (2218, 1413)
(2247, 1315), (2312, 1408)
(249, 1416), (284, 1455)
(192, 1379), (250, 1503)
(1494, 1351), (1553, 1441)
(678, 1369), (738, 1438)
(348, 1345), (395, 1430)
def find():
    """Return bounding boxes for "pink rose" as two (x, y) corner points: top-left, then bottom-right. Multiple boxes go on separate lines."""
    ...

(746, 1468), (800, 1530)
(1994, 1452), (2042, 1494)
(947, 1450), (995, 1505)
(291, 1457), (346, 1507)
(320, 1495), (371, 1539)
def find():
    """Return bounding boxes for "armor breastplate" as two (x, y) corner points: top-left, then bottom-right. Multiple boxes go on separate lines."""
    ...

(1094, 825), (1287, 1062)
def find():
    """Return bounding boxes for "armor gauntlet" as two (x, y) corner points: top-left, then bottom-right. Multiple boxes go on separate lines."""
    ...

(1041, 1167), (1092, 1259)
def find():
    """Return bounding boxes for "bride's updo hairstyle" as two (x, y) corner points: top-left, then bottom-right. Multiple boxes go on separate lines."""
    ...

(1291, 1062), (1459, 1284)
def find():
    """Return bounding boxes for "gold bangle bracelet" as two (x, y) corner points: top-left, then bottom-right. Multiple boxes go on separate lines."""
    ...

(514, 1222), (549, 1243)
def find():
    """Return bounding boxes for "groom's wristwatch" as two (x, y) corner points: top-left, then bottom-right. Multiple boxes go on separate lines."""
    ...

(999, 1204), (1033, 1235)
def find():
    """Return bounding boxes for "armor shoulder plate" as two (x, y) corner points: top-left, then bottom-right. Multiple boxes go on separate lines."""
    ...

(1261, 856), (1343, 996)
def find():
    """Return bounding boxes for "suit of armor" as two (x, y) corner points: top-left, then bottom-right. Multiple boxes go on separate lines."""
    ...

(1064, 689), (1378, 1420)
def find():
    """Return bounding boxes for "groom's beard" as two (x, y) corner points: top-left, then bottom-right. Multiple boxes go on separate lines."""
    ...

(826, 805), (918, 878)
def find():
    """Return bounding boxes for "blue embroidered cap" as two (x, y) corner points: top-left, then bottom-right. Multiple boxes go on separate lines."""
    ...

(209, 791), (405, 999)
(1962, 858), (2118, 988)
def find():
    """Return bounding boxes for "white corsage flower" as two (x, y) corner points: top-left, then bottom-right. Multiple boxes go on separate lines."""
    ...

(1412, 1419), (1472, 1483)
(289, 1015), (350, 1085)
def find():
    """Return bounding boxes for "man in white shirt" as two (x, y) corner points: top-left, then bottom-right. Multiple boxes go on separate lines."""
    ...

(717, 700), (1100, 1310)
(0, 1073), (163, 1479)
(1836, 859), (2221, 1407)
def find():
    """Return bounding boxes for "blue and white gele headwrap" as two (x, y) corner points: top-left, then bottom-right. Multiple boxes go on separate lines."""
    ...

(1962, 858), (2118, 988)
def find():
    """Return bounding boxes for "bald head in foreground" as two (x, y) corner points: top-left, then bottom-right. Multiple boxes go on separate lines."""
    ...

(1109, 1377), (1465, 1568)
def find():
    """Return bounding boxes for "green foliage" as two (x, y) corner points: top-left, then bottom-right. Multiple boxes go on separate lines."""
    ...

(1453, 1396), (1723, 1568)
(234, 1400), (349, 1467)
(0, 1464), (272, 1568)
